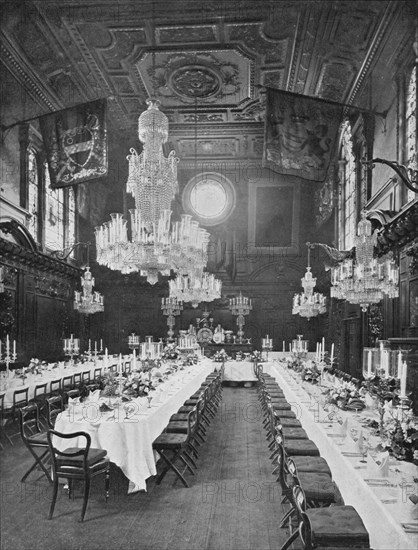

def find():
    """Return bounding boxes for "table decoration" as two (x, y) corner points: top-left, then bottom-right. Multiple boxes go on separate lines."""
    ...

(0, 334), (17, 377)
(212, 349), (230, 362)
(300, 360), (321, 384)
(324, 380), (366, 411)
(362, 375), (401, 434)
(384, 412), (418, 465)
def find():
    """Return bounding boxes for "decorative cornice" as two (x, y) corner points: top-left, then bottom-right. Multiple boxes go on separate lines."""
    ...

(345, 1), (399, 106)
(0, 33), (63, 112)
(0, 237), (81, 279)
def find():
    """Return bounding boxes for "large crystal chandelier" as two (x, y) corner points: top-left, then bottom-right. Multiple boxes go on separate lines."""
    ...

(292, 243), (326, 319)
(330, 212), (399, 311)
(94, 99), (209, 285)
(74, 267), (104, 315)
(169, 272), (222, 308)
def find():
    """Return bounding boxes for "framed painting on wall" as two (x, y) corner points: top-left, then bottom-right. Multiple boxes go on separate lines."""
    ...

(248, 180), (300, 255)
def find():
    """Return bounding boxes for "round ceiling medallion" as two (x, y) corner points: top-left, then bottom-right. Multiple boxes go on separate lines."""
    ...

(170, 65), (221, 99)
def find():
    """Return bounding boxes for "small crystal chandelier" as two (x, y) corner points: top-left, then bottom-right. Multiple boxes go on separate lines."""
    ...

(161, 296), (183, 341)
(95, 99), (209, 285)
(169, 272), (222, 308)
(292, 243), (326, 319)
(330, 212), (399, 311)
(74, 266), (104, 315)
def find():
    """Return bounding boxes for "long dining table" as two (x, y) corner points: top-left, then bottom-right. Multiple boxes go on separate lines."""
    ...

(53, 359), (214, 493)
(264, 360), (418, 550)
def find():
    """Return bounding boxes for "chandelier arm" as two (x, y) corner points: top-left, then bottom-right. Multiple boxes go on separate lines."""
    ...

(363, 158), (418, 193)
(50, 241), (92, 261)
(309, 242), (353, 262)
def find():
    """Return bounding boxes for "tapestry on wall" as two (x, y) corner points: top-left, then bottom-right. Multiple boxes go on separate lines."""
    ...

(263, 88), (343, 182)
(40, 99), (108, 188)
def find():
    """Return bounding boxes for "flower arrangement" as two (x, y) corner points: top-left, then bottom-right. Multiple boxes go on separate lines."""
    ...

(161, 343), (179, 361)
(324, 380), (365, 410)
(384, 411), (418, 464)
(123, 372), (155, 398)
(284, 356), (303, 372)
(100, 371), (156, 398)
(212, 349), (229, 362)
(301, 361), (321, 384)
(362, 376), (401, 433)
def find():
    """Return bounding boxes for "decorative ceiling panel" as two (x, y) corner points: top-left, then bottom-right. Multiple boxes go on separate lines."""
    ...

(156, 25), (219, 44)
(134, 49), (254, 107)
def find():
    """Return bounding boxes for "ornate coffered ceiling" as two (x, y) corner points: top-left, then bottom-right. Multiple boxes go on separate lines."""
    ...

(0, 0), (414, 161)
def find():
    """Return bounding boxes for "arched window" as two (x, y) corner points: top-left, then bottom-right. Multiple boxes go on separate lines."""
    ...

(44, 163), (65, 250)
(27, 148), (39, 243)
(406, 65), (417, 203)
(338, 120), (357, 251)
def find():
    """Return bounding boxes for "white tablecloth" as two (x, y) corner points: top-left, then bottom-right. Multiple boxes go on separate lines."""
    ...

(223, 360), (257, 381)
(0, 358), (124, 406)
(264, 361), (418, 550)
(53, 360), (214, 493)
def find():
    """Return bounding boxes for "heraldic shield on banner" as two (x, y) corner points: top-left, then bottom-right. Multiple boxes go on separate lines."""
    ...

(40, 99), (108, 188)
(263, 87), (343, 182)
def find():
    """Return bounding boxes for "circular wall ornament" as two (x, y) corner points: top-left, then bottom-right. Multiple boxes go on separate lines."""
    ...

(170, 65), (221, 99)
(182, 173), (236, 226)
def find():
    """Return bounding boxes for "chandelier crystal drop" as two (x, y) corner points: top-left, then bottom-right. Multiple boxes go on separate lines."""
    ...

(95, 99), (209, 285)
(74, 267), (104, 314)
(330, 212), (399, 311)
(169, 272), (222, 308)
(292, 244), (326, 319)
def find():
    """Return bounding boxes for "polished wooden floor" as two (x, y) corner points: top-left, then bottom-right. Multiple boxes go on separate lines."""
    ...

(0, 387), (291, 550)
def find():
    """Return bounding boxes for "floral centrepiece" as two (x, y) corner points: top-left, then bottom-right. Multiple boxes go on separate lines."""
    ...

(324, 380), (365, 410)
(212, 349), (229, 362)
(300, 360), (321, 384)
(384, 412), (418, 464)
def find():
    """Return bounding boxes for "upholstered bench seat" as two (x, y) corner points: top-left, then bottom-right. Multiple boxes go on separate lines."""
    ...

(284, 439), (320, 456)
(306, 505), (370, 548)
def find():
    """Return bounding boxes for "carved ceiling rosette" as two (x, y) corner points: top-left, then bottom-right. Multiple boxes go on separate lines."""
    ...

(136, 50), (253, 107)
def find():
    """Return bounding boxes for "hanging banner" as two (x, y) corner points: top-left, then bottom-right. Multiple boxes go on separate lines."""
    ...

(263, 88), (343, 182)
(40, 99), (108, 188)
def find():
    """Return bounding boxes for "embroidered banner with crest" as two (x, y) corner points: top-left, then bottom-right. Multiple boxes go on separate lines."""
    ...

(263, 88), (343, 182)
(40, 99), (108, 188)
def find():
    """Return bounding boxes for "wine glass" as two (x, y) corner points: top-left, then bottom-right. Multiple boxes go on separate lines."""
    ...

(359, 434), (369, 463)
(146, 395), (153, 408)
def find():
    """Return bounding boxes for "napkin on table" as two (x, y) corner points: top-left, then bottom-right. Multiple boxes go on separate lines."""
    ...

(367, 451), (390, 478)
(87, 389), (101, 402)
(336, 418), (348, 436)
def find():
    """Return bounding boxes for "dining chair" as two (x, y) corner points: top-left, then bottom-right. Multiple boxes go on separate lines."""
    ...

(281, 484), (370, 550)
(93, 368), (102, 381)
(153, 408), (197, 488)
(0, 392), (13, 446)
(62, 375), (74, 392)
(19, 404), (52, 483)
(46, 429), (110, 522)
(45, 395), (64, 429)
(73, 373), (82, 388)
(50, 379), (62, 396)
(30, 382), (48, 425)
(274, 443), (336, 532)
(82, 371), (90, 384)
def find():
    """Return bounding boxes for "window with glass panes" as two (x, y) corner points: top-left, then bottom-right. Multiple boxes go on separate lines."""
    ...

(338, 121), (357, 251)
(44, 162), (65, 250)
(27, 148), (39, 243)
(406, 65), (417, 203)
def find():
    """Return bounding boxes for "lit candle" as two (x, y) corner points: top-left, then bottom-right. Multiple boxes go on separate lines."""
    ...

(100, 339), (103, 350)
(397, 351), (402, 379)
(330, 343), (334, 363)
(119, 353), (122, 373)
(6, 334), (10, 353)
(13, 340), (16, 356)
(289, 343), (291, 352)
(71, 334), (74, 342)
(400, 361), (407, 397)
(321, 337), (325, 353)
(282, 341), (285, 352)
(94, 340), (97, 352)
(88, 339), (91, 350)
(383, 350), (389, 378)
(367, 350), (372, 378)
